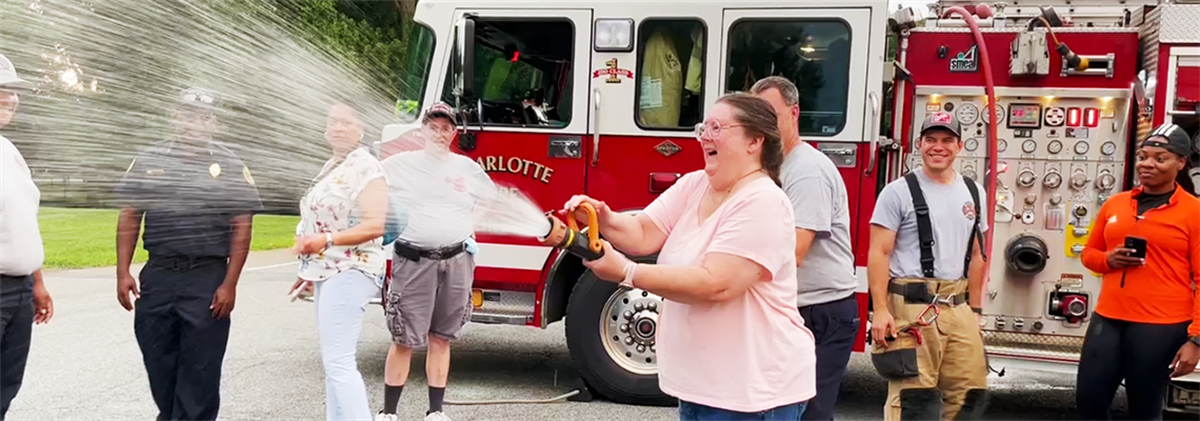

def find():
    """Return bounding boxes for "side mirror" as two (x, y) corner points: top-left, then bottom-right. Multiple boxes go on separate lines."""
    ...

(454, 16), (476, 99)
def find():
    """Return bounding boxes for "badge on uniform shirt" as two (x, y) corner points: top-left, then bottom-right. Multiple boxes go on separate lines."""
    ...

(209, 163), (221, 178)
(243, 165), (255, 186)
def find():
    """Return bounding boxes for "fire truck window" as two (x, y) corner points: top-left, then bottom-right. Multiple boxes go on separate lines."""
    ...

(440, 19), (574, 128)
(726, 19), (851, 136)
(635, 20), (705, 130)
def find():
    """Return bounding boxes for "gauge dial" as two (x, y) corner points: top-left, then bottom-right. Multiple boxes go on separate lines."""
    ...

(956, 103), (980, 125)
(1074, 141), (1090, 155)
(965, 138), (979, 151)
(1022, 139), (1037, 154)
(997, 139), (1008, 153)
(1048, 140), (1063, 154)
(1101, 141), (1117, 156)
(982, 104), (1006, 124)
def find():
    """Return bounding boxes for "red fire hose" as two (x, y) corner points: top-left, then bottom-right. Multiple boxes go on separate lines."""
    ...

(940, 6), (999, 278)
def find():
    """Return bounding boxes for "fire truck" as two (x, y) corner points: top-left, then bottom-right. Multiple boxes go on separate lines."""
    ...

(359, 0), (1200, 414)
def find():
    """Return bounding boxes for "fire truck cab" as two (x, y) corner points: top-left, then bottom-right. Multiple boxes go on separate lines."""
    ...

(378, 0), (889, 406)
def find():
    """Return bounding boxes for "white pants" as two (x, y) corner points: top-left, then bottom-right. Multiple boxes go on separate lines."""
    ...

(315, 269), (379, 421)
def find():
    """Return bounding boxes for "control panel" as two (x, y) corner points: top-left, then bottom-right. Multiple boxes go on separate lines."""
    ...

(908, 92), (1131, 342)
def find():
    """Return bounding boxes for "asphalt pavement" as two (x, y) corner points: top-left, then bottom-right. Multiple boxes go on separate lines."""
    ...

(9, 250), (1100, 420)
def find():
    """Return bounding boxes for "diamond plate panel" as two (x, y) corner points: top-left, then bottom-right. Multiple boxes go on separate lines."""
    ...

(1159, 5), (1200, 43)
(471, 290), (536, 325)
(983, 330), (1085, 362)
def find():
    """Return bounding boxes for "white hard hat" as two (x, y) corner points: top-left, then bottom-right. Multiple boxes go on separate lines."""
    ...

(0, 53), (32, 91)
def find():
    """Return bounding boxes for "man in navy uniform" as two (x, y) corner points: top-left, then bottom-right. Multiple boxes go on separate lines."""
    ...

(114, 87), (262, 421)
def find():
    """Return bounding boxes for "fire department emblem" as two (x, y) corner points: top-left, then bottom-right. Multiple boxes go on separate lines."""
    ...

(963, 201), (976, 220)
(654, 140), (682, 157)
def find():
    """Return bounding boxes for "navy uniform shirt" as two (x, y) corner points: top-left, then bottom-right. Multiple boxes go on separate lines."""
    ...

(115, 139), (263, 258)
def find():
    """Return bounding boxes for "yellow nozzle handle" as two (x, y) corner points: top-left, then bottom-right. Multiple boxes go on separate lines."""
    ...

(567, 202), (603, 253)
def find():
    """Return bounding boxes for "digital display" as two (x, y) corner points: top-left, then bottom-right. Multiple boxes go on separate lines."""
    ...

(1007, 103), (1043, 129)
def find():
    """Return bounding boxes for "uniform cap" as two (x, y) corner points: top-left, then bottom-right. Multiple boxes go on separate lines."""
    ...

(0, 54), (31, 91)
(178, 87), (220, 113)
(1142, 123), (1194, 157)
(422, 102), (457, 126)
(920, 111), (961, 139)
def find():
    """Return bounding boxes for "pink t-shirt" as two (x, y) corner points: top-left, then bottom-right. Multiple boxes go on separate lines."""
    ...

(643, 170), (817, 412)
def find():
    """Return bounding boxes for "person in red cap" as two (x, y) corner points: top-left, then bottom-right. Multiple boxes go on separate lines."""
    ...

(376, 102), (496, 421)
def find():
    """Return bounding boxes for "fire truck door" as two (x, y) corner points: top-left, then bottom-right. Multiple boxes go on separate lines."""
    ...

(719, 7), (882, 265)
(442, 8), (595, 228)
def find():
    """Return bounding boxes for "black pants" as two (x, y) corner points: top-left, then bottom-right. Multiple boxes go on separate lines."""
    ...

(1075, 313), (1189, 420)
(0, 275), (33, 421)
(135, 257), (230, 421)
(798, 293), (860, 421)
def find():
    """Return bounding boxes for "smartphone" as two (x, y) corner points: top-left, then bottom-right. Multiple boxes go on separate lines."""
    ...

(1124, 236), (1148, 259)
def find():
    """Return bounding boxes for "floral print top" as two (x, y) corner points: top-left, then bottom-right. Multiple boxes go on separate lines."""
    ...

(297, 147), (387, 282)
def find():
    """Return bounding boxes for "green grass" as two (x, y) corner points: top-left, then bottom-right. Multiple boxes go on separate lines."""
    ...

(38, 207), (300, 269)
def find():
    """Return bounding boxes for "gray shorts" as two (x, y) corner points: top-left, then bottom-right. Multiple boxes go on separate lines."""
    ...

(385, 248), (475, 349)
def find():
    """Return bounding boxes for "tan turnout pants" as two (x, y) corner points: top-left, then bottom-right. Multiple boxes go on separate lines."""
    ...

(870, 277), (989, 421)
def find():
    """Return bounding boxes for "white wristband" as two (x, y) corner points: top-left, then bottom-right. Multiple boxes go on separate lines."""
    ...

(621, 261), (637, 288)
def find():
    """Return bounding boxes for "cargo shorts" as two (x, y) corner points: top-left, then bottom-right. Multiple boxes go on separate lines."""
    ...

(385, 245), (475, 350)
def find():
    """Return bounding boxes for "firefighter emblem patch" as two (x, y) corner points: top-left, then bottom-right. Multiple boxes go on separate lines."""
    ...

(963, 201), (976, 220)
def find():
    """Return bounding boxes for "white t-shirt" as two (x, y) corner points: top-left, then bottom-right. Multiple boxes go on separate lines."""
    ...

(0, 135), (44, 276)
(382, 149), (496, 248)
(297, 147), (388, 282)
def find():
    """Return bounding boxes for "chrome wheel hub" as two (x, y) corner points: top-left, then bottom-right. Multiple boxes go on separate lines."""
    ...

(600, 287), (663, 375)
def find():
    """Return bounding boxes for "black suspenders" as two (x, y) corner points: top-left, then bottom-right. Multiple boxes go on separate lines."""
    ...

(904, 172), (983, 279)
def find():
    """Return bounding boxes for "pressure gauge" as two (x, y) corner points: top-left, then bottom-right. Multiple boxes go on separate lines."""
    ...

(1044, 171), (1063, 189)
(965, 138), (979, 151)
(997, 139), (1008, 153)
(1074, 141), (1090, 155)
(956, 103), (980, 125)
(982, 104), (1005, 124)
(1101, 141), (1117, 156)
(1048, 140), (1063, 154)
(1022, 139), (1038, 154)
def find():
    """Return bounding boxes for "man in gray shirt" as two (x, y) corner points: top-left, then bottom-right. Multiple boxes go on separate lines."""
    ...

(753, 76), (857, 421)
(867, 111), (989, 421)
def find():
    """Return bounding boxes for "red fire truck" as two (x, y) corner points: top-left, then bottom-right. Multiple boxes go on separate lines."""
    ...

(361, 0), (1199, 414)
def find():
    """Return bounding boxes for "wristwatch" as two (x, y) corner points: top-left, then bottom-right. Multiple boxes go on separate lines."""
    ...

(1190, 336), (1200, 347)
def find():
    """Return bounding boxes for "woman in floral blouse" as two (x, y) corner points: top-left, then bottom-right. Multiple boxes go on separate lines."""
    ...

(292, 101), (388, 421)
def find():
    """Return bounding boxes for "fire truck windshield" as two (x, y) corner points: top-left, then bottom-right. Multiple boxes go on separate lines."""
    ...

(440, 19), (574, 128)
(726, 19), (851, 137)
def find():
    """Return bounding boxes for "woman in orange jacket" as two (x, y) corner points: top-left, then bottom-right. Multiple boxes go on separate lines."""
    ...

(1075, 123), (1200, 420)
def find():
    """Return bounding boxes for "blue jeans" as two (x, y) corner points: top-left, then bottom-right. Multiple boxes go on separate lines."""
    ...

(679, 400), (808, 421)
(315, 269), (380, 421)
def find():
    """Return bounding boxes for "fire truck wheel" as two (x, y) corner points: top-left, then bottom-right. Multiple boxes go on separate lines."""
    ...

(565, 268), (676, 407)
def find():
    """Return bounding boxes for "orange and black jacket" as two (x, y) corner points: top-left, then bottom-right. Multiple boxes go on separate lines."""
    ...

(1081, 184), (1200, 337)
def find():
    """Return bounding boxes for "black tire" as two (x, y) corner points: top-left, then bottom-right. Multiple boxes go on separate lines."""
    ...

(564, 268), (676, 407)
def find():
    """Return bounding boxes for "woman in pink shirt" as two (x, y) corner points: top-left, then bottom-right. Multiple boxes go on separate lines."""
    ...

(562, 93), (817, 420)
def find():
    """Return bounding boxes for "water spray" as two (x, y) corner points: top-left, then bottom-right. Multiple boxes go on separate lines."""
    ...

(538, 202), (605, 261)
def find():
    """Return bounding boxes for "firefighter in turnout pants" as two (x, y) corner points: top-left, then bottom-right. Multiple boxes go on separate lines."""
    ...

(867, 111), (990, 420)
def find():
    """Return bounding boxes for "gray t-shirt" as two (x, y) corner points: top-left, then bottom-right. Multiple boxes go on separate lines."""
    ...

(782, 142), (857, 307)
(870, 169), (989, 280)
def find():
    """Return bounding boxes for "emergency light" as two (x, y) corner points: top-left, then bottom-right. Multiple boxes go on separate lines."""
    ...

(594, 18), (633, 52)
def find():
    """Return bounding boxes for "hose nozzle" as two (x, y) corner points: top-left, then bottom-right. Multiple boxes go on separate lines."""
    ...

(539, 202), (605, 261)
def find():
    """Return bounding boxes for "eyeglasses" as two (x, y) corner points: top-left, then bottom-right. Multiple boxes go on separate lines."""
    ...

(180, 89), (217, 105)
(694, 120), (744, 140)
(425, 125), (456, 135)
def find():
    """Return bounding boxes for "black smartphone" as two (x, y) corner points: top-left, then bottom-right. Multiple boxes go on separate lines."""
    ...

(1124, 236), (1148, 259)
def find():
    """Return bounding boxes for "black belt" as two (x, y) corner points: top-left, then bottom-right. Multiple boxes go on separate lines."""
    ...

(888, 281), (968, 306)
(150, 255), (228, 271)
(394, 241), (465, 261)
